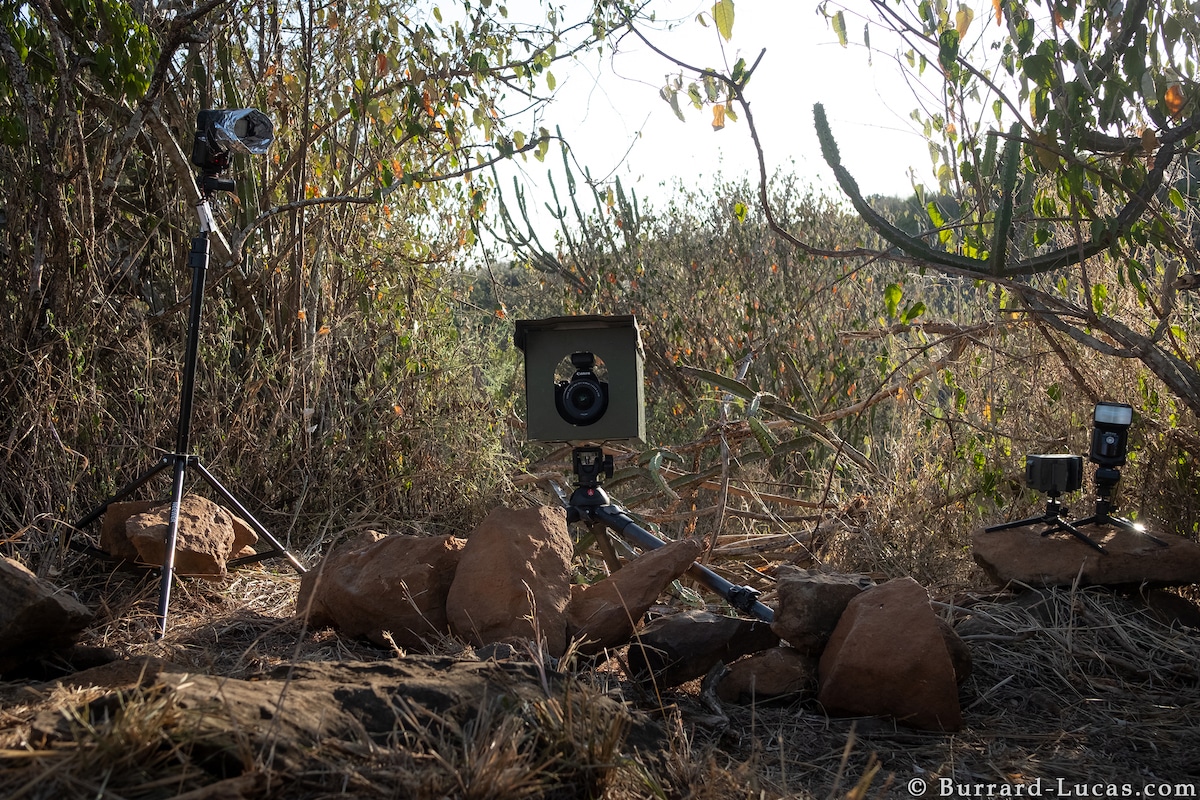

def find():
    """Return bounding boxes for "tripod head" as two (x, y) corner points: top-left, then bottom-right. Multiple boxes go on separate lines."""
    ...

(567, 446), (615, 515)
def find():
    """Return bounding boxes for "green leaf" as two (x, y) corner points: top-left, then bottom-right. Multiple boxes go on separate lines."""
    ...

(647, 452), (681, 501)
(900, 301), (927, 323)
(884, 282), (903, 318)
(748, 417), (777, 456)
(733, 201), (748, 222)
(713, 0), (735, 41)
(1170, 187), (1186, 212)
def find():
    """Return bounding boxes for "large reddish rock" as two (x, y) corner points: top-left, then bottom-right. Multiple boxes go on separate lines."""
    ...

(0, 558), (94, 674)
(567, 537), (703, 655)
(972, 523), (1200, 587)
(103, 498), (259, 566)
(446, 506), (574, 658)
(818, 577), (963, 731)
(125, 495), (236, 579)
(297, 531), (466, 648)
(771, 568), (873, 655)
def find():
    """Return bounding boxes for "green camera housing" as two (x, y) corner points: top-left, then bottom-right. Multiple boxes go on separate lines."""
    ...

(514, 315), (646, 444)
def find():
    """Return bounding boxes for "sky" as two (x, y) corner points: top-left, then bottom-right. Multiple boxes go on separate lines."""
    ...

(494, 0), (943, 220)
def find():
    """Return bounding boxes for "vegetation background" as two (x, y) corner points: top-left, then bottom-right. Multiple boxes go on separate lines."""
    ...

(3, 0), (1200, 796)
(3, 0), (1198, 575)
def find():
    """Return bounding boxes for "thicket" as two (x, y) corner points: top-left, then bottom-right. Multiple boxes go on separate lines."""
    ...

(477, 161), (1200, 583)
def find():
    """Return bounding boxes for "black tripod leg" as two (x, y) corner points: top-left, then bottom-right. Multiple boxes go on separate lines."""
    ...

(589, 521), (623, 573)
(192, 460), (306, 574)
(984, 515), (1048, 532)
(1049, 516), (1107, 554)
(156, 456), (188, 638)
(65, 455), (173, 553)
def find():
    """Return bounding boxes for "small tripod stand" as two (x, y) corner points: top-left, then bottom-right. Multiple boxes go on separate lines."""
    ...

(1069, 467), (1169, 548)
(559, 446), (774, 623)
(984, 490), (1106, 553)
(63, 170), (306, 638)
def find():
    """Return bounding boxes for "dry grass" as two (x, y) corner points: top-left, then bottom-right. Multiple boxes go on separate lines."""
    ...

(3, 551), (1199, 799)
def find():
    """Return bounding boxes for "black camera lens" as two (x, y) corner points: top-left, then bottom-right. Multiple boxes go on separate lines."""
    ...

(554, 354), (609, 426)
(566, 382), (601, 413)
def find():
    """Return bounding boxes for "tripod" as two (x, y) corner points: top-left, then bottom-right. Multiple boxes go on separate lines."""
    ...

(1069, 467), (1169, 548)
(64, 172), (306, 638)
(984, 491), (1106, 553)
(559, 446), (774, 623)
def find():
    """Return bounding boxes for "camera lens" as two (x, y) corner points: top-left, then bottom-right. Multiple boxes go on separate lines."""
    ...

(555, 370), (609, 426)
(566, 383), (600, 414)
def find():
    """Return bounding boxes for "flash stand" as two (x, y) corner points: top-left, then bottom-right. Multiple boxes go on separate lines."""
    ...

(61, 110), (305, 638)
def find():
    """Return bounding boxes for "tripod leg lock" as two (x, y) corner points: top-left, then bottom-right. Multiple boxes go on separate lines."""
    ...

(726, 584), (763, 614)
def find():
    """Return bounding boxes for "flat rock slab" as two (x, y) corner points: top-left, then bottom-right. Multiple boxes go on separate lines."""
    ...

(973, 523), (1200, 587)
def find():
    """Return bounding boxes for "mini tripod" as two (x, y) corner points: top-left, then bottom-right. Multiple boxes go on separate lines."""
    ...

(1068, 466), (1168, 547)
(63, 167), (305, 638)
(984, 487), (1106, 553)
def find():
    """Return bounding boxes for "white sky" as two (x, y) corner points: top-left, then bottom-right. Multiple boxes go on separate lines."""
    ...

(495, 0), (942, 218)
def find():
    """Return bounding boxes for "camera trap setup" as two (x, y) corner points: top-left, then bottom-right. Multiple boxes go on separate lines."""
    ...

(515, 315), (774, 622)
(985, 401), (1167, 553)
(62, 109), (305, 637)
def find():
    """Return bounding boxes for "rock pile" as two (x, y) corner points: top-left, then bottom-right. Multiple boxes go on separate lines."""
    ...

(298, 507), (974, 732)
(298, 506), (706, 659)
(631, 567), (970, 731)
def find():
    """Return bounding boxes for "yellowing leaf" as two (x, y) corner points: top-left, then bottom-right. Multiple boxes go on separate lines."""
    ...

(955, 5), (974, 39)
(712, 0), (734, 41)
(712, 104), (726, 130)
(832, 10), (848, 47)
(992, 0), (1001, 24)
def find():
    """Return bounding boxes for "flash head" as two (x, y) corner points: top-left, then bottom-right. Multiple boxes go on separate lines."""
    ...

(192, 109), (274, 175)
(1094, 401), (1133, 427)
(1090, 400), (1133, 468)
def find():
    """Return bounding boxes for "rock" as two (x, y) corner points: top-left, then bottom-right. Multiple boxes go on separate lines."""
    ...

(1131, 587), (1200, 630)
(229, 515), (259, 558)
(567, 537), (703, 655)
(972, 523), (1200, 587)
(0, 557), (94, 674)
(771, 568), (873, 655)
(296, 531), (465, 648)
(627, 609), (780, 688)
(818, 577), (963, 731)
(716, 646), (817, 704)
(100, 500), (161, 561)
(446, 506), (574, 658)
(125, 495), (236, 579)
